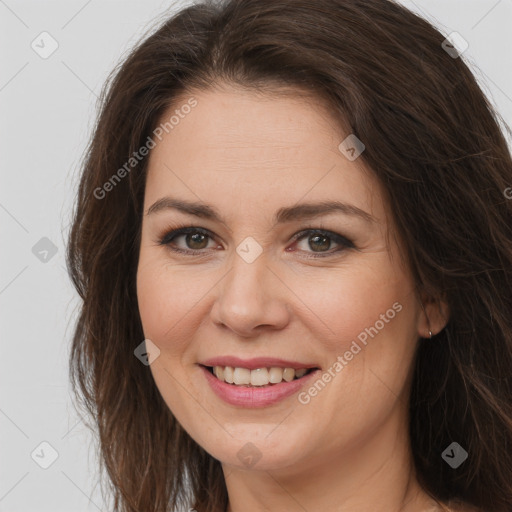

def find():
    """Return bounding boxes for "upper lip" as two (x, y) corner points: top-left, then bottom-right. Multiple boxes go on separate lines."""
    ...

(200, 356), (320, 370)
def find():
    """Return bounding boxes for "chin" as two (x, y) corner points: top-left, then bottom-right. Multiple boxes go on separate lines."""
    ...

(195, 423), (316, 471)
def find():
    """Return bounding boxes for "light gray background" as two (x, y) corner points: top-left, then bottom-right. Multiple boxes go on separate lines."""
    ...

(1, 1), (511, 510)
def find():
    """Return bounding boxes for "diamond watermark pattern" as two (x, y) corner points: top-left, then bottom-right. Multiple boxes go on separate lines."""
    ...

(31, 31), (59, 59)
(31, 237), (58, 263)
(441, 32), (469, 58)
(236, 442), (262, 468)
(441, 442), (468, 468)
(338, 134), (365, 161)
(236, 236), (263, 263)
(134, 339), (161, 366)
(31, 441), (59, 469)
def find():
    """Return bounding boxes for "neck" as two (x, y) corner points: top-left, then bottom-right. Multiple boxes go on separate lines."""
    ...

(222, 406), (437, 512)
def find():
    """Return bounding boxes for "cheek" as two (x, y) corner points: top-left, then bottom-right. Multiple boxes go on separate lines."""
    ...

(136, 257), (209, 434)
(293, 256), (413, 357)
(136, 257), (198, 354)
(291, 266), (417, 450)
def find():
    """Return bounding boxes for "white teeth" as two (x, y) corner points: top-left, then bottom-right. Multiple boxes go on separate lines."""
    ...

(224, 366), (234, 384)
(269, 367), (283, 383)
(251, 368), (269, 386)
(282, 368), (295, 382)
(211, 366), (312, 386)
(233, 367), (251, 385)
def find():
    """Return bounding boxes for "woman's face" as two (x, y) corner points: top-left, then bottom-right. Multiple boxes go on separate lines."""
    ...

(136, 86), (435, 472)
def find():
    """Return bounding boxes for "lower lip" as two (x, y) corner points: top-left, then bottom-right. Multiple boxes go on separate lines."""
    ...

(199, 365), (320, 408)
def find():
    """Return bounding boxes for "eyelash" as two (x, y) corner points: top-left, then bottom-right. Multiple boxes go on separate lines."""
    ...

(156, 224), (355, 259)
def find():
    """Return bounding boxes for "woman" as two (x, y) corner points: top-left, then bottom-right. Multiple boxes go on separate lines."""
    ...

(66, 0), (512, 511)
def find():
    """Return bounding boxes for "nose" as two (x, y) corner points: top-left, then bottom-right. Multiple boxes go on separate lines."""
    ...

(210, 251), (291, 337)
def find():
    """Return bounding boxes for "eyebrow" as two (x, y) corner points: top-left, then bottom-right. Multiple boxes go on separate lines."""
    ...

(146, 197), (376, 225)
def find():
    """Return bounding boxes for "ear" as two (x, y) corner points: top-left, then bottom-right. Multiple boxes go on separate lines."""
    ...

(417, 294), (450, 338)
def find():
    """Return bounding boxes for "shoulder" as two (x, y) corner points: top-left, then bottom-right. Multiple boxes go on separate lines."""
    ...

(437, 501), (484, 512)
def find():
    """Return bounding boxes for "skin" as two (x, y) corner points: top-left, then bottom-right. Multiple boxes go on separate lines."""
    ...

(136, 84), (451, 512)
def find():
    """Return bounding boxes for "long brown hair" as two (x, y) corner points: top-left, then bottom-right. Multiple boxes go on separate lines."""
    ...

(66, 1), (512, 511)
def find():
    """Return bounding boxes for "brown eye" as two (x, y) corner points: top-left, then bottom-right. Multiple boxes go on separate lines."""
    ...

(307, 233), (332, 252)
(159, 227), (217, 253)
(292, 229), (354, 258)
(185, 232), (209, 250)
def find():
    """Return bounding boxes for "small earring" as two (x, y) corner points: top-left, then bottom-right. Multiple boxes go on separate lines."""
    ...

(420, 299), (433, 340)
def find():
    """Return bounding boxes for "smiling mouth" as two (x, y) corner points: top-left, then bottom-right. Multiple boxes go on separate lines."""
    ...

(202, 365), (319, 387)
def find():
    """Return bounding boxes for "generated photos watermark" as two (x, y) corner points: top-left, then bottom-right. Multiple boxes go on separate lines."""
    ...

(93, 97), (198, 200)
(298, 301), (403, 405)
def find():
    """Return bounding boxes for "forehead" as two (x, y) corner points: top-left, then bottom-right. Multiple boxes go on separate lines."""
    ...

(144, 86), (387, 226)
